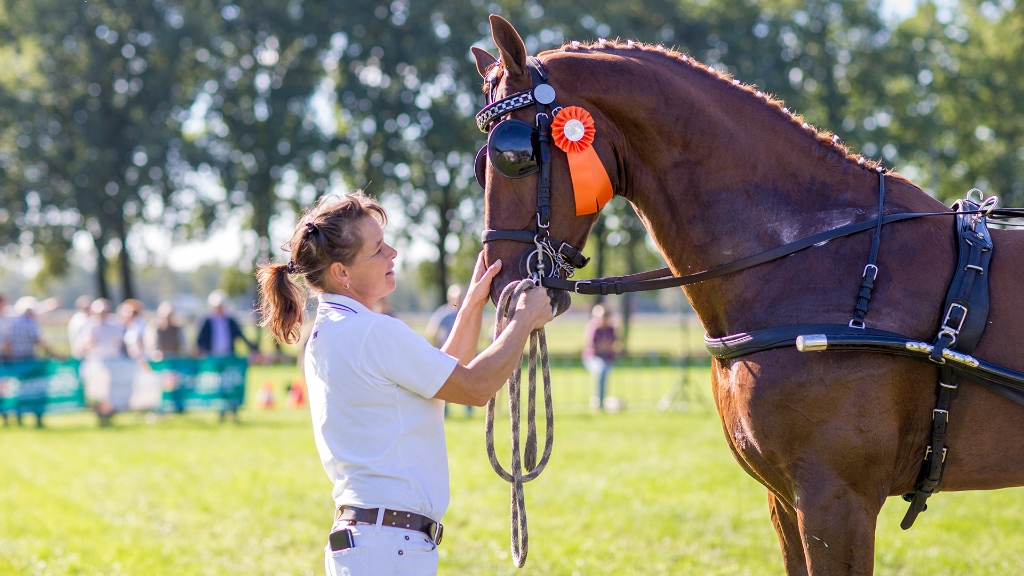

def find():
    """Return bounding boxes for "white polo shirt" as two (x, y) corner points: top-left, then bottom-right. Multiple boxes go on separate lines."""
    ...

(305, 293), (458, 522)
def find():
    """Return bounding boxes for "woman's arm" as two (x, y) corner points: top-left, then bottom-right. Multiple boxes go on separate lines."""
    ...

(434, 285), (552, 407)
(440, 254), (499, 364)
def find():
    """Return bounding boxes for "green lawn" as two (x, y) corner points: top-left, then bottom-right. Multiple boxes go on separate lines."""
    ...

(2, 365), (1024, 575)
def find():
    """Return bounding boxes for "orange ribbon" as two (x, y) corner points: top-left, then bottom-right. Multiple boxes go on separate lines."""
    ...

(551, 106), (613, 215)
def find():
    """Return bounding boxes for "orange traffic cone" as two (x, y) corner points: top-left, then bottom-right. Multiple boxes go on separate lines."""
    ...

(287, 378), (306, 409)
(257, 380), (275, 410)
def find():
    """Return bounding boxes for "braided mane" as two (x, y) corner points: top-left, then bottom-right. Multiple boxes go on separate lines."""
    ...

(545, 39), (906, 182)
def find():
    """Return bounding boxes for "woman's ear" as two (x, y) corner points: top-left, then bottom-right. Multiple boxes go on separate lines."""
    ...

(329, 262), (349, 288)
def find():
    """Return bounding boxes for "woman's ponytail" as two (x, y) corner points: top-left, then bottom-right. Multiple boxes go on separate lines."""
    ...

(257, 262), (305, 344)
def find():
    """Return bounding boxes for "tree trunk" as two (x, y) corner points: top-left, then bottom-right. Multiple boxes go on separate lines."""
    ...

(250, 175), (274, 354)
(434, 186), (451, 306)
(94, 233), (110, 301)
(117, 225), (134, 301)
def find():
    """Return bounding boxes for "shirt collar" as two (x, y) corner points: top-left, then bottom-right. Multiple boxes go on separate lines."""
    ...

(318, 293), (373, 315)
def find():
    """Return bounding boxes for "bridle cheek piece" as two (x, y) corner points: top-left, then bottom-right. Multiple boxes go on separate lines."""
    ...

(476, 57), (592, 285)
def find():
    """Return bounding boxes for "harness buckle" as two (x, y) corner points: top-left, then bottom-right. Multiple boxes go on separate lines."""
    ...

(862, 264), (879, 281)
(848, 318), (866, 329)
(923, 446), (948, 462)
(938, 302), (968, 345)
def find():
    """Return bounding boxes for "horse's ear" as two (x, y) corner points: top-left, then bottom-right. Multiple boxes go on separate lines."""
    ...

(471, 46), (498, 79)
(489, 14), (528, 80)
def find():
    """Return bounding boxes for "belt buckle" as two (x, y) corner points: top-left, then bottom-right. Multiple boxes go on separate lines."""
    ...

(428, 521), (444, 545)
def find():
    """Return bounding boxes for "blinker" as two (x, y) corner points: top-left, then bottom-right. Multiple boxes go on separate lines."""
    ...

(475, 119), (541, 188)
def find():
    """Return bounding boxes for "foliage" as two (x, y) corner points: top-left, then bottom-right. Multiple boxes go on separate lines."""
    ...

(2, 0), (1024, 305)
(0, 0), (210, 299)
(855, 0), (1024, 202)
(180, 0), (339, 264)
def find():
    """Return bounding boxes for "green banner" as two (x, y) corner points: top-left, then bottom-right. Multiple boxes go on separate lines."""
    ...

(150, 356), (248, 412)
(0, 357), (247, 415)
(0, 359), (84, 414)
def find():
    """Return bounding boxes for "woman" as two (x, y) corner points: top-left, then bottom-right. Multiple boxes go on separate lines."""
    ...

(582, 304), (619, 411)
(257, 192), (552, 576)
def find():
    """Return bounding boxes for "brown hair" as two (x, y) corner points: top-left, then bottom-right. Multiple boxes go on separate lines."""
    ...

(257, 191), (387, 344)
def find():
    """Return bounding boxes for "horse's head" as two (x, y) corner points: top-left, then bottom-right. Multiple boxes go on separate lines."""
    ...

(473, 16), (618, 315)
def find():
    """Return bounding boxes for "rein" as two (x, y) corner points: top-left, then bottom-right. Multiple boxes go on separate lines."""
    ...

(488, 204), (1024, 295)
(485, 279), (555, 568)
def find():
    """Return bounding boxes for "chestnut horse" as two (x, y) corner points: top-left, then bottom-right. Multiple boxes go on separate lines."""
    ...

(473, 16), (1024, 576)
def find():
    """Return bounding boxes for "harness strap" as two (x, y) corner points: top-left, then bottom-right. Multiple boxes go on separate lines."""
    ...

(902, 199), (993, 529)
(482, 207), (1022, 296)
(530, 58), (554, 232)
(705, 324), (1024, 397)
(545, 211), (949, 294)
(849, 171), (887, 328)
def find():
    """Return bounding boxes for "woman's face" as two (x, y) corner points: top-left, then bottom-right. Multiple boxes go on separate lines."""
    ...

(342, 216), (398, 307)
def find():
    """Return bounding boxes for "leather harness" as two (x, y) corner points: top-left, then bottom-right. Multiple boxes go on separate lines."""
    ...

(476, 57), (1024, 528)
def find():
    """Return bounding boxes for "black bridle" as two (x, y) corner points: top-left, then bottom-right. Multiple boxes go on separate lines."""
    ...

(476, 57), (591, 284)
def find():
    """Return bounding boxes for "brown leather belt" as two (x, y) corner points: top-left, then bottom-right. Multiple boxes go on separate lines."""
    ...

(335, 505), (444, 545)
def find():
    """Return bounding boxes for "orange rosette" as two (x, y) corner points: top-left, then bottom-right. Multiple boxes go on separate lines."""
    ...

(552, 106), (596, 153)
(551, 106), (613, 215)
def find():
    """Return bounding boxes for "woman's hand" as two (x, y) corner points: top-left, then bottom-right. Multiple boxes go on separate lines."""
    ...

(516, 286), (554, 331)
(463, 253), (502, 309)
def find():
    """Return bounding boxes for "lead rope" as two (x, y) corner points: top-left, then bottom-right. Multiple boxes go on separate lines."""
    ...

(485, 279), (555, 568)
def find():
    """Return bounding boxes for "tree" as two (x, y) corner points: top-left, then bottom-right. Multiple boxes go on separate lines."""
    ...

(181, 0), (338, 268)
(323, 0), (490, 303)
(853, 1), (1024, 203)
(0, 0), (210, 300)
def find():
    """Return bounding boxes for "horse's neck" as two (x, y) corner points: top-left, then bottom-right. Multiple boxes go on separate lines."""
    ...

(600, 56), (933, 334)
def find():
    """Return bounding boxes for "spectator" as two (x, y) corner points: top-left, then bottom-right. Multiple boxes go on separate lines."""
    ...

(197, 289), (255, 422)
(145, 302), (186, 361)
(197, 290), (256, 357)
(6, 297), (56, 361)
(119, 299), (147, 360)
(583, 304), (619, 411)
(426, 285), (473, 418)
(82, 300), (126, 360)
(425, 285), (463, 348)
(5, 297), (56, 428)
(82, 299), (130, 426)
(146, 302), (188, 414)
(67, 295), (94, 359)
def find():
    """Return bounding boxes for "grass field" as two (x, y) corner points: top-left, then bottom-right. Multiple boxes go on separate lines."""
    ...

(3, 364), (1024, 575)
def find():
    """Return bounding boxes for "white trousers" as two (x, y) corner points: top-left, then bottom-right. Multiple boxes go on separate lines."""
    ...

(324, 513), (438, 576)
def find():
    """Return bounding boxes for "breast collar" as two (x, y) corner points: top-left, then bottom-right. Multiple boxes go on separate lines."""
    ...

(476, 57), (592, 285)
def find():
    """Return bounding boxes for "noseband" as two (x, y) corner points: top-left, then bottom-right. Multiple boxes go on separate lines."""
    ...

(476, 57), (591, 284)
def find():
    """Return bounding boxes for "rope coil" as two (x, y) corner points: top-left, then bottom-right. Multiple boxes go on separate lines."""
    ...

(485, 279), (555, 568)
